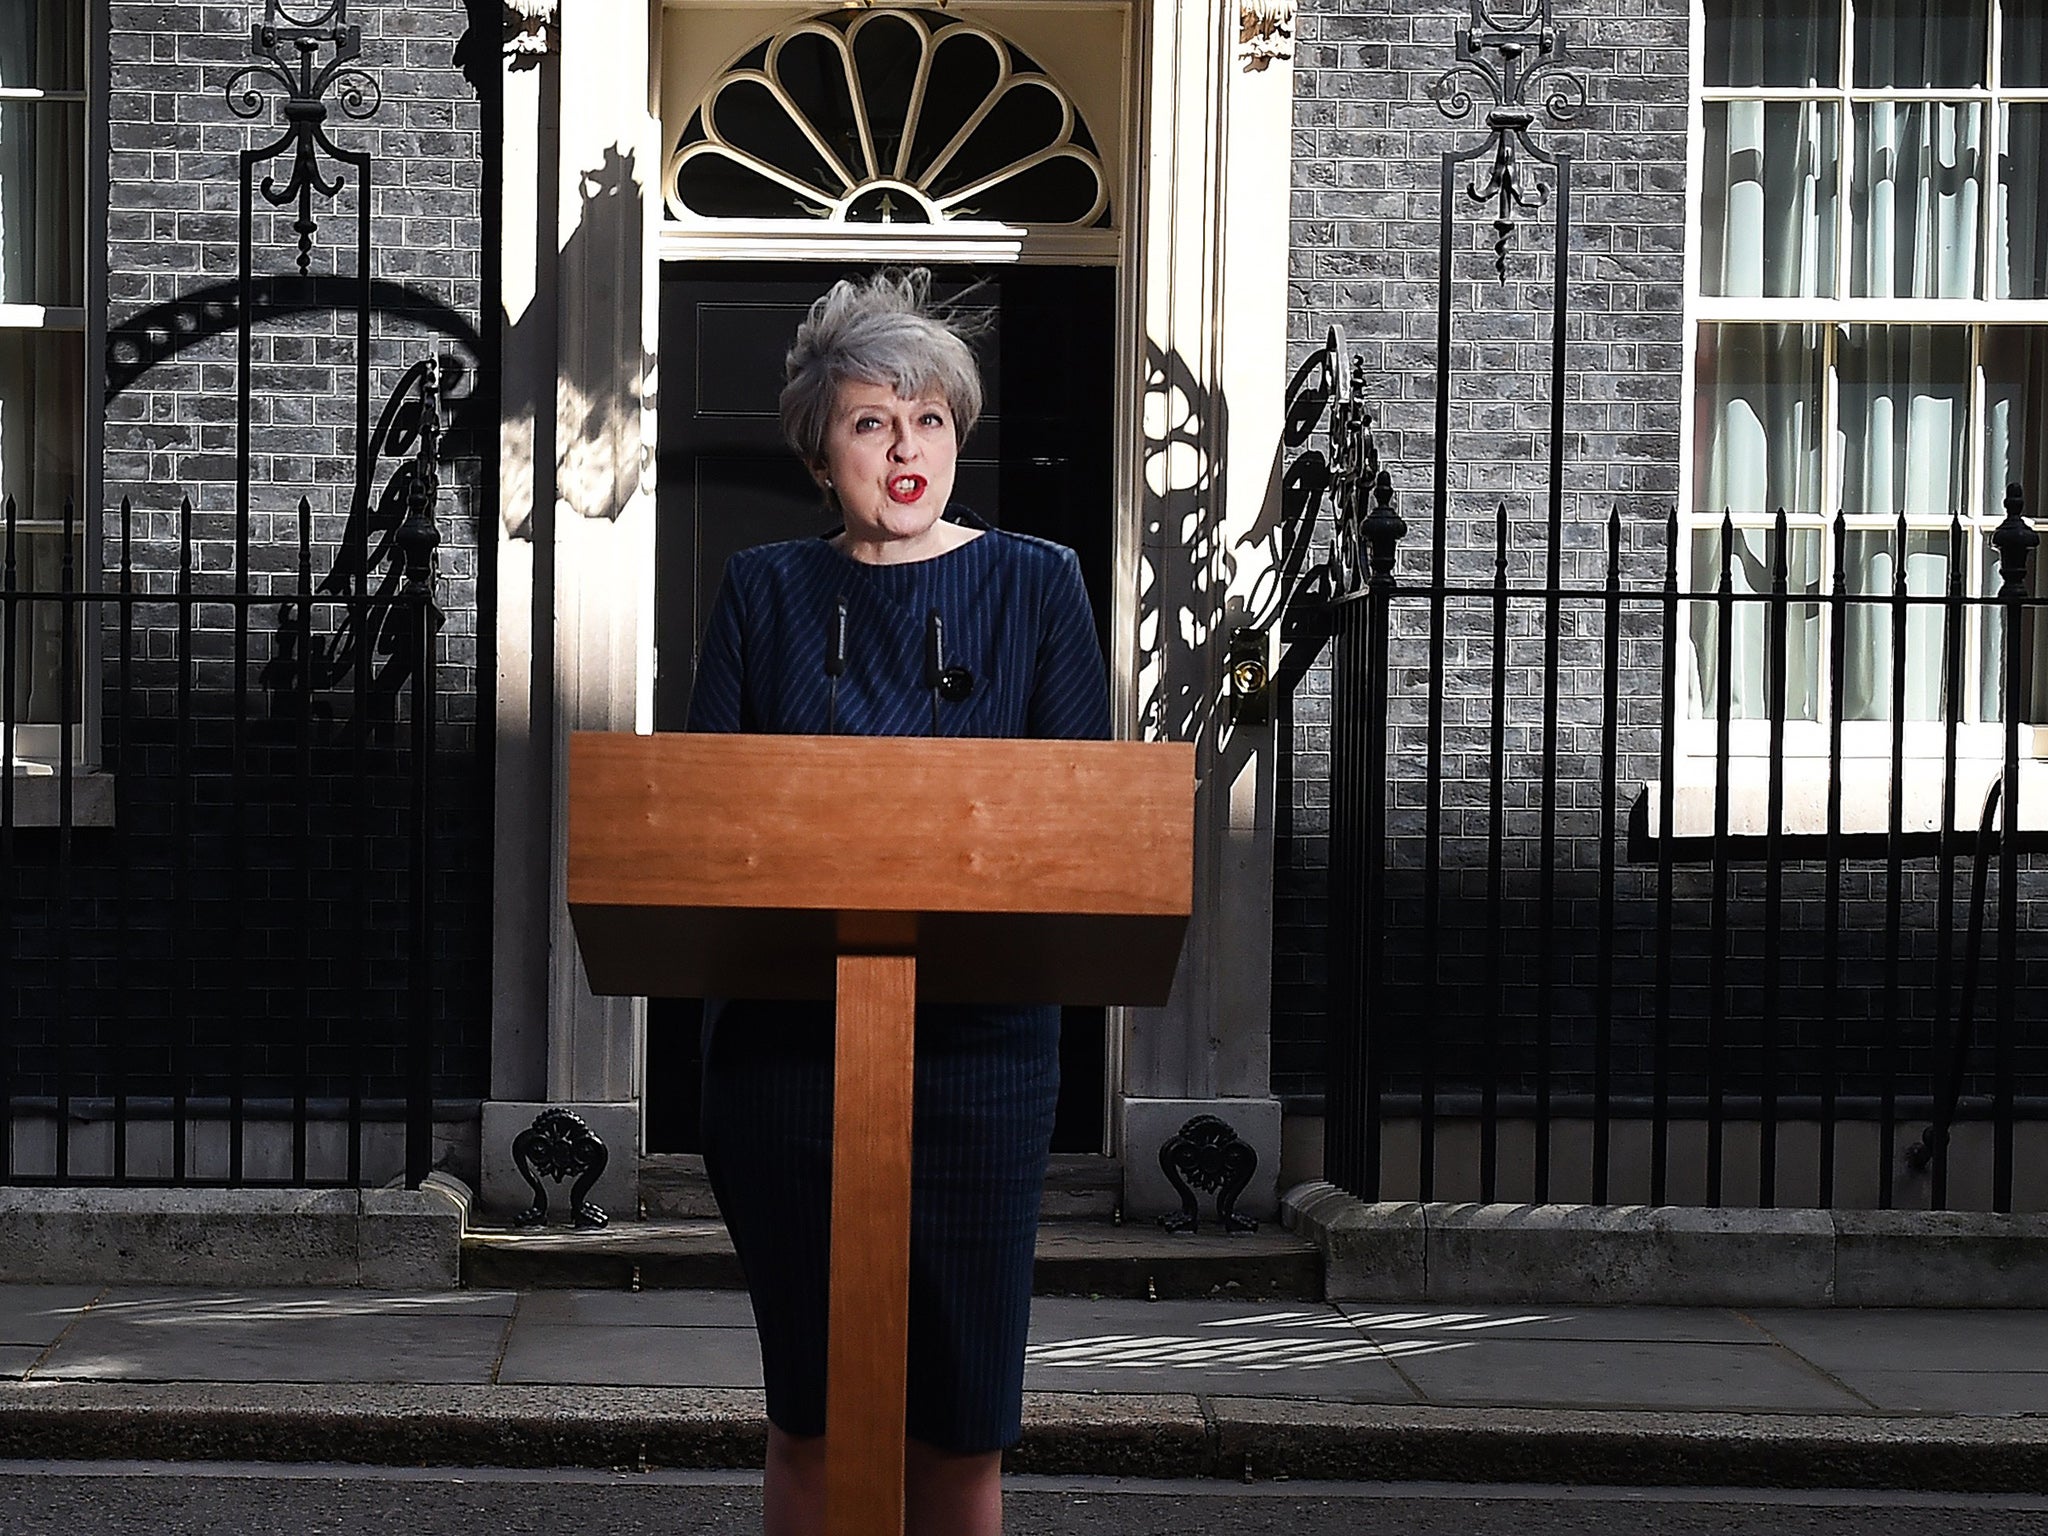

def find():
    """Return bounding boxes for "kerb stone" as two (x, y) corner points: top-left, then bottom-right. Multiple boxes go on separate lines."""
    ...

(1832, 1209), (2048, 1308)
(1281, 1181), (1425, 1299)
(0, 1188), (359, 1287)
(1425, 1203), (1837, 1306)
(358, 1174), (471, 1288)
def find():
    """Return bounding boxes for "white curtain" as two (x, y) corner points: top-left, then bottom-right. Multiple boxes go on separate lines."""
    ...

(1691, 325), (1826, 719)
(1703, 102), (1837, 298)
(1842, 530), (1950, 720)
(1687, 525), (1822, 721)
(1836, 326), (1968, 720)
(1853, 102), (1983, 299)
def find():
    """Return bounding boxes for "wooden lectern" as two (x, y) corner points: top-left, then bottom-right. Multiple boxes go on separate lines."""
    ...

(566, 732), (1193, 1536)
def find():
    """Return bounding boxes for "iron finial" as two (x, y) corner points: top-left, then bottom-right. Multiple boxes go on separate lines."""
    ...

(1992, 483), (2037, 596)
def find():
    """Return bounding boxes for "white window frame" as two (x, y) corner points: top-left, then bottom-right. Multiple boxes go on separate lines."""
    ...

(1679, 0), (2048, 775)
(1, 0), (101, 775)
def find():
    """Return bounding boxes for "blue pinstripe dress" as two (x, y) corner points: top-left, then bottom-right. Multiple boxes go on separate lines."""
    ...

(685, 508), (1110, 1453)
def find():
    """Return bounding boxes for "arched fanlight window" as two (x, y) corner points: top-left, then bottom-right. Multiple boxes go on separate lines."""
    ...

(664, 8), (1109, 227)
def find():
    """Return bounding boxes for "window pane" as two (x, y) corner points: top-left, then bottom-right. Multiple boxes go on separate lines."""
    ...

(1839, 326), (1970, 519)
(1997, 106), (2048, 298)
(2003, 0), (2048, 86)
(1853, 0), (1987, 87)
(1693, 324), (1826, 519)
(1851, 102), (1983, 299)
(0, 2), (85, 94)
(1841, 528), (1954, 720)
(1689, 525), (1822, 721)
(1702, 0), (1840, 86)
(0, 100), (85, 307)
(0, 328), (82, 519)
(1981, 327), (2048, 518)
(1702, 102), (1839, 298)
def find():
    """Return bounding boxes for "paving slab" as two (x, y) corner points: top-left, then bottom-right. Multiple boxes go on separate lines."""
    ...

(1838, 1368), (2048, 1416)
(497, 1323), (764, 1388)
(0, 1285), (100, 1346)
(511, 1288), (757, 1330)
(1336, 1303), (1774, 1346)
(36, 1294), (513, 1385)
(1745, 1309), (2048, 1376)
(1383, 1336), (1871, 1413)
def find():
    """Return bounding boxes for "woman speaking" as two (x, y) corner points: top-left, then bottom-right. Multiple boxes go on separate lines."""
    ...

(686, 269), (1110, 1535)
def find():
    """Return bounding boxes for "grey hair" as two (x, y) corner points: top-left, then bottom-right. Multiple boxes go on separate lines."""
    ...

(779, 269), (985, 467)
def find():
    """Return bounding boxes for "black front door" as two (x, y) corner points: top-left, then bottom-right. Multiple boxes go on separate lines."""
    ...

(646, 260), (1118, 1156)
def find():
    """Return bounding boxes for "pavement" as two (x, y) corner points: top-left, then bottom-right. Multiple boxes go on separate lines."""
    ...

(0, 1282), (2042, 1492)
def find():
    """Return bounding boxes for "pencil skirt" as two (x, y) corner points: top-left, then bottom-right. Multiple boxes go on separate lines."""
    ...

(700, 997), (1060, 1453)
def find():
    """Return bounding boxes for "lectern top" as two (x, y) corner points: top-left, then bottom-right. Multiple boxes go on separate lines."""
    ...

(568, 732), (1192, 920)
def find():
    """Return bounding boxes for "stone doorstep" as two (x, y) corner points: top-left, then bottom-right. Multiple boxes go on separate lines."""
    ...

(638, 1151), (1121, 1222)
(461, 1219), (1321, 1300)
(1283, 1180), (2048, 1308)
(0, 1176), (470, 1290)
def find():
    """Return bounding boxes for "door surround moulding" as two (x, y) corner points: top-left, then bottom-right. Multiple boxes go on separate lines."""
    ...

(492, 0), (1296, 1174)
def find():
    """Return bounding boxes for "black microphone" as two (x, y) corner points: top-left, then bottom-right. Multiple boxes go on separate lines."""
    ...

(825, 594), (848, 734)
(925, 609), (944, 736)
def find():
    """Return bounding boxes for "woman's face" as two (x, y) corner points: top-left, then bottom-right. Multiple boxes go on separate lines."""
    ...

(813, 378), (959, 552)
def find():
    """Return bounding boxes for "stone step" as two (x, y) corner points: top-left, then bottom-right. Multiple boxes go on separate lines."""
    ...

(461, 1219), (1321, 1299)
(638, 1151), (1122, 1222)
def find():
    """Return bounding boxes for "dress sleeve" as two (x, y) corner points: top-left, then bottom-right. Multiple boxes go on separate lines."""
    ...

(686, 563), (748, 733)
(1027, 547), (1112, 740)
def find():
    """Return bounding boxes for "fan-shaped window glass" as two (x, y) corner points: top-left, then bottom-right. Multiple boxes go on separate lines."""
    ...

(666, 8), (1110, 228)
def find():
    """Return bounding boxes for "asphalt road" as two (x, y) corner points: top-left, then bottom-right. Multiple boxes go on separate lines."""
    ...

(3, 1465), (2048, 1535)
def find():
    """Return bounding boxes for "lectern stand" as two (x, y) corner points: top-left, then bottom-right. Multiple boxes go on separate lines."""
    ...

(567, 733), (1194, 1536)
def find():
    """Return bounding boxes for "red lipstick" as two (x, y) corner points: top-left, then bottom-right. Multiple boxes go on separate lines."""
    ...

(887, 474), (927, 504)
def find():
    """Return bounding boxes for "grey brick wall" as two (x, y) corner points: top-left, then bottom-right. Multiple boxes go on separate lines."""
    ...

(1275, 0), (2048, 1124)
(5, 0), (497, 1112)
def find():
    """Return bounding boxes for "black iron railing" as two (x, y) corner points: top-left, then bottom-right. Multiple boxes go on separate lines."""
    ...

(1300, 448), (2044, 1213)
(0, 362), (446, 1190)
(1280, 0), (2048, 1215)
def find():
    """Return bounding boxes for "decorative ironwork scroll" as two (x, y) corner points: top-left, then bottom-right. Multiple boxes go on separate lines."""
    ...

(1427, 0), (1586, 281)
(512, 1108), (613, 1228)
(1157, 1114), (1259, 1235)
(1316, 328), (1393, 605)
(225, 0), (382, 275)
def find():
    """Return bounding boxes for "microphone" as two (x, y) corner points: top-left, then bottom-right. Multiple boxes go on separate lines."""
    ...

(825, 594), (848, 734)
(923, 610), (975, 737)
